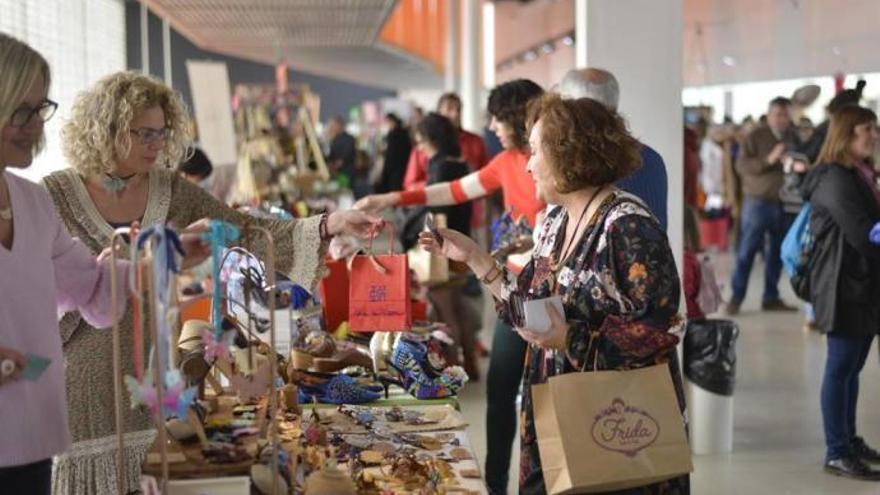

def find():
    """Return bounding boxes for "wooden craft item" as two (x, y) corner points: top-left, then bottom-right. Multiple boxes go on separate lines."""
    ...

(187, 408), (210, 448)
(146, 434), (187, 465)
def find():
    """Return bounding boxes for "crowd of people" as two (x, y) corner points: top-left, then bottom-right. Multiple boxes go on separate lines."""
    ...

(3, 23), (880, 495)
(685, 84), (880, 481)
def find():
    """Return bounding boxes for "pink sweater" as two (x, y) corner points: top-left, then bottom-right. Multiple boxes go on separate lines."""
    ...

(0, 172), (126, 467)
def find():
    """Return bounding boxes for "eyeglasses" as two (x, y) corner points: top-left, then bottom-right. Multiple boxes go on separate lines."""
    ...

(9, 99), (58, 127)
(130, 127), (169, 145)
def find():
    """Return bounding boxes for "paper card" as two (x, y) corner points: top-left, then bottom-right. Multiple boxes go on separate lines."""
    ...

(21, 353), (51, 381)
(522, 296), (565, 333)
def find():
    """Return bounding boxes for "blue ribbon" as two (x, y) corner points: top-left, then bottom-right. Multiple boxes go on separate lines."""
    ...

(135, 225), (184, 373)
(203, 221), (240, 338)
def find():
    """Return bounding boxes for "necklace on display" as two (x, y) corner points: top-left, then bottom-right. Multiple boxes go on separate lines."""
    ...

(101, 172), (139, 193)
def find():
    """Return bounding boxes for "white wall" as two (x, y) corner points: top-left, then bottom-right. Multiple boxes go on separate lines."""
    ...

(1, 0), (127, 181)
(684, 0), (880, 86)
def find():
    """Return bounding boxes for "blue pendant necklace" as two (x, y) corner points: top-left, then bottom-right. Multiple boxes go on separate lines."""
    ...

(102, 172), (138, 193)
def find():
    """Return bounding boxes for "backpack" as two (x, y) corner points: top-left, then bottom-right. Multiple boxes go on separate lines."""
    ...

(780, 202), (814, 301)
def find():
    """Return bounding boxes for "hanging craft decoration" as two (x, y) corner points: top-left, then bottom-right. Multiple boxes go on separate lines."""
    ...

(203, 220), (241, 337)
(201, 327), (235, 362)
(125, 369), (197, 420)
(123, 226), (198, 421)
(133, 225), (184, 373)
(227, 360), (275, 403)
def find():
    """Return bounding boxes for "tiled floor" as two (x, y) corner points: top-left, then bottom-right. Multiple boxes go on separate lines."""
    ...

(457, 254), (880, 494)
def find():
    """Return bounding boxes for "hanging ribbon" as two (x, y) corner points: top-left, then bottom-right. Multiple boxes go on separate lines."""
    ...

(203, 220), (241, 338)
(134, 225), (184, 374)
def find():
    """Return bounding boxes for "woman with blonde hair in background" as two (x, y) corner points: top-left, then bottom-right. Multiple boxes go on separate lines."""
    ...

(45, 70), (381, 494)
(0, 34), (208, 493)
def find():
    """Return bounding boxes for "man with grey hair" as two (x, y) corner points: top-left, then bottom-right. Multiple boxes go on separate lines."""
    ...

(558, 68), (668, 229)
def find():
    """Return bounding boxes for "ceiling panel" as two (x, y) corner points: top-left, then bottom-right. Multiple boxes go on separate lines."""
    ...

(143, 0), (443, 89)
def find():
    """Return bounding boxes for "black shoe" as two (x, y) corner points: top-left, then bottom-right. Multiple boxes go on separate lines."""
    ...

(853, 437), (880, 463)
(824, 456), (880, 480)
(724, 301), (741, 316)
(761, 299), (798, 312)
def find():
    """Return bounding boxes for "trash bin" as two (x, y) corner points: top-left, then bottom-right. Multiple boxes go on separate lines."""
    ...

(683, 319), (739, 454)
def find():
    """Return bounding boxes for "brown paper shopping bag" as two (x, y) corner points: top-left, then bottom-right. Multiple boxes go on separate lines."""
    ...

(533, 363), (692, 494)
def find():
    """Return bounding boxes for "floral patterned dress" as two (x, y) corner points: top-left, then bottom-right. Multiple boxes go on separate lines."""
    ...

(497, 191), (689, 495)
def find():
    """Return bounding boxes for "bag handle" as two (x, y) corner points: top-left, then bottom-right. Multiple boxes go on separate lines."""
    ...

(364, 222), (396, 274)
(580, 330), (601, 372)
(366, 221), (396, 256)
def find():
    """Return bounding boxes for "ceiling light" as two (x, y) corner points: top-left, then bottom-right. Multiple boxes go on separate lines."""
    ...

(523, 50), (538, 62)
(722, 56), (736, 66)
(561, 35), (574, 46)
(541, 42), (555, 54)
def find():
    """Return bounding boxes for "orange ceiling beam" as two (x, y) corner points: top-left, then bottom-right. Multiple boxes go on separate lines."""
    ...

(379, 0), (446, 73)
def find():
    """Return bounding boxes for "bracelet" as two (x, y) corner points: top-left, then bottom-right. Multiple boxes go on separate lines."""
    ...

(479, 262), (502, 285)
(319, 213), (331, 241)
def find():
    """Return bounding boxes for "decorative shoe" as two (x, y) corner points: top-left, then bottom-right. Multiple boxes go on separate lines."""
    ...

(490, 213), (534, 260)
(824, 456), (880, 480)
(297, 374), (382, 405)
(853, 437), (880, 463)
(390, 334), (468, 399)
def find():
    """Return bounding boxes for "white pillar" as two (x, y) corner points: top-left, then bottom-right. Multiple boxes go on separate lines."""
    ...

(140, 2), (150, 75)
(162, 19), (172, 87)
(445, 0), (459, 93)
(460, 0), (481, 133)
(481, 1), (495, 90)
(724, 89), (734, 121)
(574, 0), (587, 69)
(578, 0), (684, 274)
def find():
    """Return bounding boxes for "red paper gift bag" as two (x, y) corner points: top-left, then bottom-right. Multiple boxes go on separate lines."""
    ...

(349, 228), (411, 332)
(318, 257), (349, 331)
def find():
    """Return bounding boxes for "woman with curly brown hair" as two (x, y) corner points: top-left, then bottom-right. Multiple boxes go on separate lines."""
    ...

(44, 71), (381, 495)
(421, 94), (688, 494)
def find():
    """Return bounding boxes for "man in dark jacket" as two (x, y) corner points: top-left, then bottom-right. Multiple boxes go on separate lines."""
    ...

(327, 115), (364, 196)
(726, 96), (799, 315)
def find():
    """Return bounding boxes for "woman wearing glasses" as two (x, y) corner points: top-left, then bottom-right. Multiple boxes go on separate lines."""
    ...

(0, 35), (211, 493)
(43, 71), (382, 495)
(420, 95), (687, 494)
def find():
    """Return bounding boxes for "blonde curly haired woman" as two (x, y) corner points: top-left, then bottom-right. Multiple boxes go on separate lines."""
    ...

(45, 71), (380, 494)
